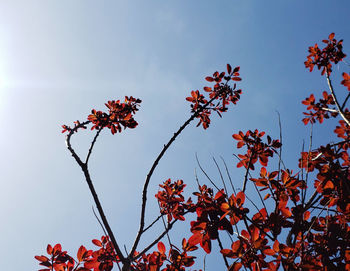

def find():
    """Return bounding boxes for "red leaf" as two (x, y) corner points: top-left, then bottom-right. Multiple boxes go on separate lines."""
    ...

(236, 191), (245, 206)
(47, 244), (53, 255)
(92, 239), (102, 247)
(273, 240), (280, 252)
(233, 66), (240, 73)
(252, 227), (259, 242)
(232, 77), (242, 81)
(263, 248), (275, 256)
(232, 133), (243, 140)
(227, 64), (232, 74)
(188, 233), (202, 246)
(157, 242), (166, 254)
(264, 193), (271, 200)
(221, 249), (234, 258)
(77, 245), (87, 262)
(280, 207), (292, 218)
(324, 180), (334, 189)
(303, 211), (310, 221)
(205, 76), (214, 82)
(53, 244), (62, 253)
(35, 256), (49, 262)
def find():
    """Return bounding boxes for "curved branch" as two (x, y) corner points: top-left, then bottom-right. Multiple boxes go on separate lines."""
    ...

(132, 220), (176, 261)
(326, 72), (350, 126)
(66, 123), (126, 263)
(143, 214), (164, 233)
(86, 128), (103, 164)
(130, 88), (231, 256)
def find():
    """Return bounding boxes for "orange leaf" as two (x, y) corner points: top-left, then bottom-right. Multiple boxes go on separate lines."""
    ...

(263, 248), (275, 256)
(203, 86), (212, 92)
(324, 180), (334, 189)
(77, 246), (87, 262)
(231, 240), (241, 252)
(273, 240), (279, 252)
(157, 242), (166, 254)
(281, 207), (292, 218)
(35, 255), (49, 262)
(303, 211), (310, 221)
(92, 239), (102, 247)
(221, 249), (234, 258)
(232, 134), (242, 140)
(47, 244), (53, 255)
(241, 230), (250, 240)
(252, 227), (259, 242)
(188, 233), (201, 246)
(236, 191), (245, 206)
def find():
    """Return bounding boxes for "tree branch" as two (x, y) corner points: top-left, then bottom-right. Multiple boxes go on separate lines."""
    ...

(85, 128), (103, 164)
(326, 72), (350, 126)
(132, 220), (176, 261)
(130, 89), (230, 256)
(66, 123), (126, 263)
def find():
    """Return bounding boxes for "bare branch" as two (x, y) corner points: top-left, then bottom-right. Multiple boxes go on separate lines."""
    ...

(321, 107), (338, 113)
(85, 128), (103, 164)
(66, 123), (126, 263)
(341, 92), (350, 110)
(217, 234), (229, 268)
(132, 220), (176, 261)
(92, 206), (107, 237)
(130, 89), (229, 256)
(143, 214), (164, 233)
(196, 153), (220, 191)
(242, 150), (254, 193)
(220, 156), (236, 195)
(326, 72), (350, 126)
(213, 156), (228, 195)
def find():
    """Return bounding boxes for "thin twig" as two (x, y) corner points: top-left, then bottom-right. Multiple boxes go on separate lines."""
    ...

(276, 111), (283, 184)
(326, 71), (350, 126)
(341, 92), (350, 110)
(217, 234), (229, 268)
(143, 214), (164, 233)
(220, 156), (236, 195)
(66, 123), (126, 263)
(213, 157), (228, 195)
(304, 197), (333, 239)
(244, 215), (274, 241)
(86, 128), (103, 164)
(242, 150), (254, 193)
(251, 183), (267, 212)
(194, 168), (201, 187)
(92, 206), (108, 237)
(158, 201), (172, 247)
(132, 220), (177, 261)
(131, 88), (230, 256)
(301, 140), (305, 206)
(196, 153), (220, 191)
(203, 254), (206, 271)
(321, 107), (338, 113)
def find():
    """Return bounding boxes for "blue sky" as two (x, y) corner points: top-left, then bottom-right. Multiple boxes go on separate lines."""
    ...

(0, 1), (349, 270)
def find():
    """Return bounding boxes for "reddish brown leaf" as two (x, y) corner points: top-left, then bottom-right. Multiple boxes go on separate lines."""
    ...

(157, 242), (166, 254)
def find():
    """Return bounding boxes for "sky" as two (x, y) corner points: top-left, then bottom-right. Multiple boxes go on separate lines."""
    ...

(0, 1), (349, 270)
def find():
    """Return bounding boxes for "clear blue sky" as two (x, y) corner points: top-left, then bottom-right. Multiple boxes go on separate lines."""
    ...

(0, 1), (349, 270)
